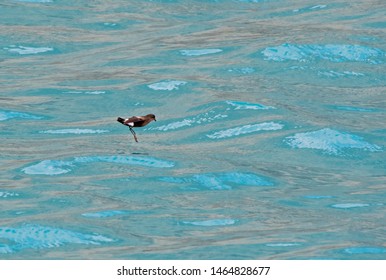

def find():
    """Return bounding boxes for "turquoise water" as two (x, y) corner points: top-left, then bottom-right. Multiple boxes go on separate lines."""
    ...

(1, 0), (385, 259)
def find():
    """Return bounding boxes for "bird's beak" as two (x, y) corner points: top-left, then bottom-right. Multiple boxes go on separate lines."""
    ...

(154, 118), (157, 121)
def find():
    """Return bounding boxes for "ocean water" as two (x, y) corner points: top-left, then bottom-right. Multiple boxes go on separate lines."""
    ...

(0, 0), (385, 260)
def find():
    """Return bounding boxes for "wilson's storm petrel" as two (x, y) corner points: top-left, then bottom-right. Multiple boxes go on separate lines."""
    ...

(117, 114), (156, 142)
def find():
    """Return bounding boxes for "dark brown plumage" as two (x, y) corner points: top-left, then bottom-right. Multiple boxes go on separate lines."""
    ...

(117, 114), (156, 142)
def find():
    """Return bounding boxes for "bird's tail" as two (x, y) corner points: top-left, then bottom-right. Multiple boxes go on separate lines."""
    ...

(117, 117), (125, 124)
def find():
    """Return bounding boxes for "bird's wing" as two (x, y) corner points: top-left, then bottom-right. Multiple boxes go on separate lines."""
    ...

(123, 116), (144, 126)
(127, 116), (143, 123)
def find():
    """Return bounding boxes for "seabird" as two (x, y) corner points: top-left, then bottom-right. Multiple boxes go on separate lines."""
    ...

(117, 114), (156, 142)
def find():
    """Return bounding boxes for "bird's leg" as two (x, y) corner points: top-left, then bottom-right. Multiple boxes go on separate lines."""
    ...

(129, 127), (138, 142)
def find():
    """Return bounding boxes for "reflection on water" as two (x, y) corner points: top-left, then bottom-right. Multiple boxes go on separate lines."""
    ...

(1, 0), (386, 259)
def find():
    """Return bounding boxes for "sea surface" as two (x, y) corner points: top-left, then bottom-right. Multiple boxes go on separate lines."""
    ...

(0, 0), (385, 259)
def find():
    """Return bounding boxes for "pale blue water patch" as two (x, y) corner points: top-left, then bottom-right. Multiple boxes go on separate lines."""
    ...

(284, 65), (381, 86)
(268, 3), (337, 18)
(179, 48), (223, 56)
(82, 210), (127, 218)
(63, 90), (107, 95)
(343, 247), (386, 254)
(303, 195), (334, 199)
(192, 174), (232, 190)
(267, 1), (348, 19)
(207, 122), (284, 139)
(160, 172), (273, 190)
(39, 129), (109, 134)
(284, 128), (383, 155)
(331, 105), (376, 112)
(74, 156), (175, 168)
(0, 110), (43, 121)
(237, 0), (261, 3)
(364, 22), (386, 29)
(181, 219), (237, 227)
(81, 19), (140, 31)
(266, 243), (301, 247)
(288, 65), (362, 75)
(226, 100), (275, 110)
(14, 0), (53, 2)
(0, 224), (114, 254)
(22, 155), (175, 175)
(227, 67), (256, 74)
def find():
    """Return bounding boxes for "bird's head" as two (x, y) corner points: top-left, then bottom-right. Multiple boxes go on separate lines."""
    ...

(147, 114), (156, 121)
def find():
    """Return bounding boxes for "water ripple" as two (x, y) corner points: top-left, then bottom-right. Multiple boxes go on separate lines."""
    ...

(262, 44), (385, 64)
(0, 110), (43, 121)
(179, 48), (223, 56)
(226, 100), (276, 110)
(207, 122), (284, 139)
(39, 129), (109, 134)
(0, 224), (113, 254)
(22, 155), (175, 175)
(181, 219), (237, 227)
(149, 111), (227, 131)
(82, 210), (126, 218)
